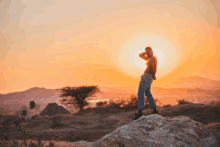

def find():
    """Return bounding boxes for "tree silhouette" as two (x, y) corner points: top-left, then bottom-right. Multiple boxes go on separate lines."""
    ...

(59, 85), (103, 111)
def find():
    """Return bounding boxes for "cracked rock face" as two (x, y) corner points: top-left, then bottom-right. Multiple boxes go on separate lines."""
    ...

(89, 115), (217, 147)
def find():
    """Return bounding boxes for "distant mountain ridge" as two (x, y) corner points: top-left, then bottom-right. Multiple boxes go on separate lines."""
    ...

(26, 87), (46, 91)
(0, 86), (134, 115)
(170, 76), (220, 90)
(1, 75), (220, 116)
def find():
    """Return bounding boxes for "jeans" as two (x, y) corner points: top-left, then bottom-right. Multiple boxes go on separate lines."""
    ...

(137, 73), (157, 110)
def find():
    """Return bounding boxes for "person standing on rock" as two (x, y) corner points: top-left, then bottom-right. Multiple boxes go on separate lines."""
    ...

(133, 46), (159, 120)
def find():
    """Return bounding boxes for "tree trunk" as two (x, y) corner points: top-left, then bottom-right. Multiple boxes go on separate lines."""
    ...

(80, 107), (83, 111)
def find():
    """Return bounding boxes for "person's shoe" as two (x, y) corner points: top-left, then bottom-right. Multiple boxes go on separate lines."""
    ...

(133, 112), (144, 120)
(151, 108), (158, 115)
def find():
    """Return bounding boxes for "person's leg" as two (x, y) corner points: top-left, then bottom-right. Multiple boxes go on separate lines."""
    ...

(137, 74), (147, 111)
(134, 73), (156, 120)
(145, 84), (157, 109)
(137, 73), (154, 110)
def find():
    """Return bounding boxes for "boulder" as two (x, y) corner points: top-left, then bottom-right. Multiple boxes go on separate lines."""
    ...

(23, 115), (31, 120)
(39, 103), (71, 116)
(89, 115), (218, 147)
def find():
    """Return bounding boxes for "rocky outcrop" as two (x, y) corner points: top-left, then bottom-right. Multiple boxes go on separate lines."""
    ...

(89, 115), (218, 147)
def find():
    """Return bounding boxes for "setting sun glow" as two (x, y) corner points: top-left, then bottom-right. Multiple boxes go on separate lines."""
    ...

(118, 35), (178, 79)
(0, 0), (219, 94)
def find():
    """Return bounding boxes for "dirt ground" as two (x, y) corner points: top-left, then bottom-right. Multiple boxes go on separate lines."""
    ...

(1, 103), (220, 145)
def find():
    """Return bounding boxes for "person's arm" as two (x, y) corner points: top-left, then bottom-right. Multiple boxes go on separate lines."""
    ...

(151, 57), (157, 80)
(139, 52), (148, 61)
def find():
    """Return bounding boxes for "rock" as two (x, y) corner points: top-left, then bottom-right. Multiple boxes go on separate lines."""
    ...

(74, 140), (93, 147)
(89, 115), (218, 147)
(24, 116), (31, 120)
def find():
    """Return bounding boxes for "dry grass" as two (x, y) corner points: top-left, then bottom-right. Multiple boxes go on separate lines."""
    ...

(0, 97), (220, 146)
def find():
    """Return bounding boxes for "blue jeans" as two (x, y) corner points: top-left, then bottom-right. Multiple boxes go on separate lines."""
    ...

(137, 73), (157, 110)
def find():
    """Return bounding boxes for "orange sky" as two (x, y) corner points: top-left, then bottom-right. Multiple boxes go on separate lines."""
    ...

(0, 0), (220, 94)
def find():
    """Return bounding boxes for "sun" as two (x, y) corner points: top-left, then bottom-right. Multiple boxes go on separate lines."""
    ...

(118, 35), (178, 78)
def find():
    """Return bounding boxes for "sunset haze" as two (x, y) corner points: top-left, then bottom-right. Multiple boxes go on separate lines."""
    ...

(1, 0), (220, 94)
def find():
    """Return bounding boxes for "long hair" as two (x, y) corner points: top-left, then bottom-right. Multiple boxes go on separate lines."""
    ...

(145, 46), (153, 60)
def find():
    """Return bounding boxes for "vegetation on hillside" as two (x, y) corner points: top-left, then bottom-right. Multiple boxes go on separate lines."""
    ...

(0, 85), (220, 146)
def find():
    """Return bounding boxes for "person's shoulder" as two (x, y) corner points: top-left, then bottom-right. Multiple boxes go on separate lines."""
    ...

(152, 55), (157, 59)
(151, 56), (157, 62)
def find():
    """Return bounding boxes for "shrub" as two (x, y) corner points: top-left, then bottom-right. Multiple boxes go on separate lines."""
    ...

(31, 114), (39, 120)
(106, 98), (125, 109)
(163, 104), (171, 107)
(22, 109), (27, 116)
(0, 100), (60, 147)
(125, 94), (138, 110)
(66, 131), (79, 142)
(176, 99), (192, 105)
(96, 101), (107, 107)
(208, 100), (220, 106)
(50, 115), (64, 129)
(120, 94), (162, 111)
(103, 93), (162, 111)
(0, 107), (4, 115)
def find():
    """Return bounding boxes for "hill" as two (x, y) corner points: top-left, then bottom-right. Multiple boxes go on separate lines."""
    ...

(1, 76), (220, 116)
(170, 76), (220, 90)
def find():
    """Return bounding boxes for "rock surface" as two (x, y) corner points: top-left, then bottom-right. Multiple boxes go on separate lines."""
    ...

(89, 115), (218, 147)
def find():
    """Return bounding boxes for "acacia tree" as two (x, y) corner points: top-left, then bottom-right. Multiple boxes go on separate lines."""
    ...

(59, 85), (103, 111)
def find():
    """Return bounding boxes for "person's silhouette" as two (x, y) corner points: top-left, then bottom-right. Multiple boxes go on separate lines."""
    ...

(133, 46), (158, 120)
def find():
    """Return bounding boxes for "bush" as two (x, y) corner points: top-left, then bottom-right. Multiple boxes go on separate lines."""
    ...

(0, 100), (60, 147)
(22, 109), (27, 116)
(66, 131), (79, 142)
(177, 99), (192, 105)
(96, 101), (107, 107)
(125, 94), (138, 110)
(103, 93), (162, 111)
(50, 115), (64, 129)
(120, 94), (161, 111)
(208, 100), (220, 106)
(31, 114), (39, 120)
(0, 107), (4, 115)
(107, 98), (126, 109)
(163, 104), (171, 107)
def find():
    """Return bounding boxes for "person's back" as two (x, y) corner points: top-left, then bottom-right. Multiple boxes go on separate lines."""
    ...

(144, 55), (157, 76)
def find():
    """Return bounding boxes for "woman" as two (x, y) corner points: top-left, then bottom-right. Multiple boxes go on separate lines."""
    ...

(133, 46), (158, 120)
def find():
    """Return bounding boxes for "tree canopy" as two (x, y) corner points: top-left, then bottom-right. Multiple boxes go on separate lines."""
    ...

(59, 85), (103, 111)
